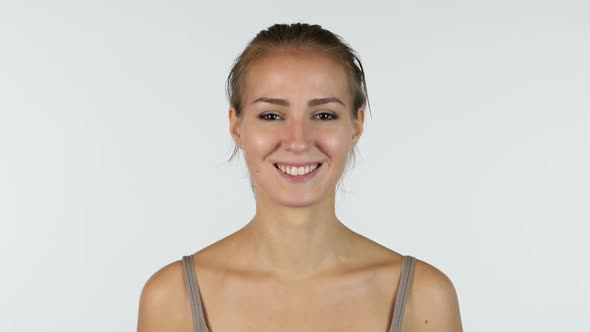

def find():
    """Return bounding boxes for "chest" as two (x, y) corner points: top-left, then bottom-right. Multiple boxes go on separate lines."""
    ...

(200, 277), (397, 332)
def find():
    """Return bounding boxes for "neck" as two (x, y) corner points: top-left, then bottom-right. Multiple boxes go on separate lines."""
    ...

(238, 190), (352, 280)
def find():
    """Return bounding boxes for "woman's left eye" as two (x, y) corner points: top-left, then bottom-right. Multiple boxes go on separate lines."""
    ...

(315, 112), (338, 120)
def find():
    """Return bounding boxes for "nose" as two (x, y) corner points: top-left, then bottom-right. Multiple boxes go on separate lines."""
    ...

(283, 117), (312, 153)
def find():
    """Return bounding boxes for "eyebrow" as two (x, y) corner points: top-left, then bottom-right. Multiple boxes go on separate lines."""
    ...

(251, 97), (345, 107)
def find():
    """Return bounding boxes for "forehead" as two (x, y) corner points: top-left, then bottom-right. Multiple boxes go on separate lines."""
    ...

(243, 49), (351, 104)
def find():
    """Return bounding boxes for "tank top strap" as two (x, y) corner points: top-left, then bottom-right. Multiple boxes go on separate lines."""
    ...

(390, 255), (417, 332)
(181, 255), (210, 332)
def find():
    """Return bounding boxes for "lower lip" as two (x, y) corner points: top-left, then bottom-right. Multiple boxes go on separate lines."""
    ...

(275, 164), (322, 183)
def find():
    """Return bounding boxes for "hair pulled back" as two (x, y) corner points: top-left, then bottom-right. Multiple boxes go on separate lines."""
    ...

(226, 23), (370, 163)
(227, 23), (369, 116)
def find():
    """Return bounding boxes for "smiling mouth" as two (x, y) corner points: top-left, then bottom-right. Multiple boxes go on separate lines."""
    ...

(274, 163), (323, 176)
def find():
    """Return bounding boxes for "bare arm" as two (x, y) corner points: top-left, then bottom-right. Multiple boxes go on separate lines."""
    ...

(137, 261), (189, 332)
(404, 260), (463, 332)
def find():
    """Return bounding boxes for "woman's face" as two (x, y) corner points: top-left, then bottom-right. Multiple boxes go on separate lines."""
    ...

(229, 49), (364, 207)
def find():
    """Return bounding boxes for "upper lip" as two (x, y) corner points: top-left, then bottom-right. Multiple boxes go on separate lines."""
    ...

(273, 161), (322, 167)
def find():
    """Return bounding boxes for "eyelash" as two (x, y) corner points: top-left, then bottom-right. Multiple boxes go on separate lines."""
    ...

(258, 112), (338, 121)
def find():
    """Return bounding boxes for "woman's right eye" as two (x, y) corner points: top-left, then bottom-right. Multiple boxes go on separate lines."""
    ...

(258, 113), (282, 121)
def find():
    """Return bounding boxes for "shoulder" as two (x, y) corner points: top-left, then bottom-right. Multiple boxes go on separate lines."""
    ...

(137, 258), (192, 332)
(404, 257), (463, 331)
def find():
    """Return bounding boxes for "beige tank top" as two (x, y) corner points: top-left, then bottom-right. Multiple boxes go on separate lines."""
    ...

(181, 255), (417, 332)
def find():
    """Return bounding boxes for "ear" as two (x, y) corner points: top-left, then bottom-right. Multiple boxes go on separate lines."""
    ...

(229, 107), (242, 148)
(352, 107), (365, 145)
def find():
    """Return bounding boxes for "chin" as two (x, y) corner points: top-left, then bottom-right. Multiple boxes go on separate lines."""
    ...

(257, 188), (328, 208)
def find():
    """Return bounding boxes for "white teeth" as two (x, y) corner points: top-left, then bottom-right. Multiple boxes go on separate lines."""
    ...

(277, 163), (320, 176)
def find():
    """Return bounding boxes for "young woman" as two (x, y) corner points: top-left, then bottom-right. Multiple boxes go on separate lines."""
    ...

(137, 23), (463, 332)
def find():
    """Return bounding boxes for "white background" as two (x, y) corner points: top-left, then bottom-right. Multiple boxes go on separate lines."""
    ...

(1, 0), (589, 331)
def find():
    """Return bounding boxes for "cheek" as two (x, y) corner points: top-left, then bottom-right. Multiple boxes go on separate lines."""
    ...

(319, 130), (353, 161)
(241, 128), (275, 154)
(240, 129), (277, 175)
